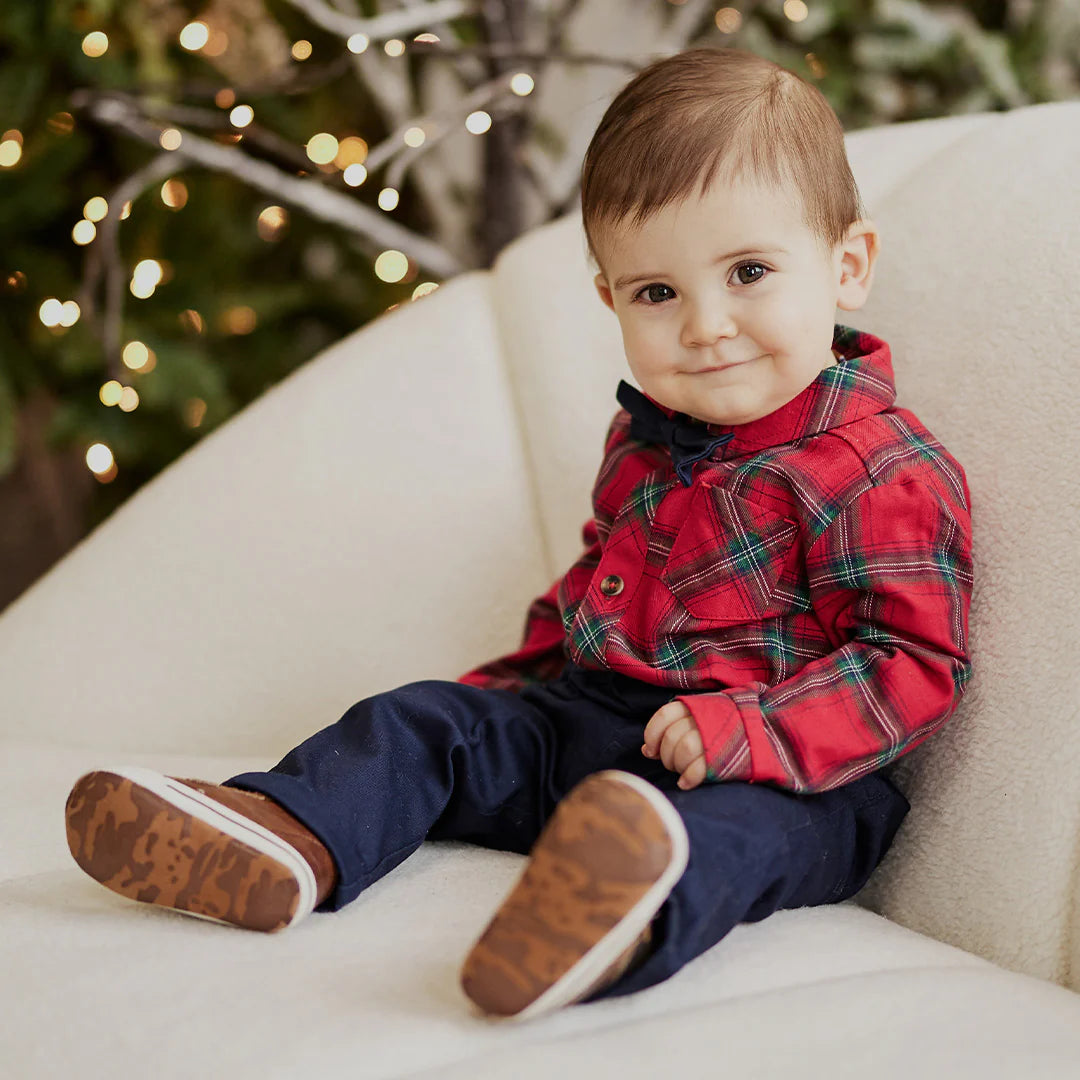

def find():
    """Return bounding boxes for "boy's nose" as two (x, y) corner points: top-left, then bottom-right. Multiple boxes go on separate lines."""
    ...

(681, 303), (737, 348)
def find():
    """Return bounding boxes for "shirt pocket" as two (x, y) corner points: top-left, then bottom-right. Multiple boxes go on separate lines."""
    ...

(660, 483), (800, 624)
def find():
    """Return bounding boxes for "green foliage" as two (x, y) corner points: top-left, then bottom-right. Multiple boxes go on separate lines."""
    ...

(0, 0), (406, 529)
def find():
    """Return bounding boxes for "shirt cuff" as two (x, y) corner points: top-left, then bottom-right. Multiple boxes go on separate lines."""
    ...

(676, 692), (753, 782)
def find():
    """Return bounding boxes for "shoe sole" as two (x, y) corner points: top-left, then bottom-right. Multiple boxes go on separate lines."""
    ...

(460, 769), (689, 1021)
(64, 766), (317, 932)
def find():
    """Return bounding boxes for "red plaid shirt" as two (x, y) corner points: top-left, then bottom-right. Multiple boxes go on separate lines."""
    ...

(459, 325), (973, 793)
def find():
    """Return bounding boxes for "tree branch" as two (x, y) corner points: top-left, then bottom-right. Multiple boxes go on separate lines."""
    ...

(280, 0), (483, 40)
(73, 92), (466, 279)
(77, 152), (188, 375)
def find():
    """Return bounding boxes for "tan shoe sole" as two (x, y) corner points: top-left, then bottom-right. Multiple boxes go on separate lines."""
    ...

(460, 770), (689, 1021)
(65, 767), (317, 931)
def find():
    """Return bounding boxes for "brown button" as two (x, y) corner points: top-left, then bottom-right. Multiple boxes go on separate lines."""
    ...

(600, 574), (624, 597)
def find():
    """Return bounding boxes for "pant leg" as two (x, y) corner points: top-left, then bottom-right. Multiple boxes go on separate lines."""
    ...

(222, 672), (658, 911)
(582, 761), (910, 1002)
(224, 680), (565, 909)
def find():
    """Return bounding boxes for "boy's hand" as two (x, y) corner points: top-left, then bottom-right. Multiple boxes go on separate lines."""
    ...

(642, 701), (707, 790)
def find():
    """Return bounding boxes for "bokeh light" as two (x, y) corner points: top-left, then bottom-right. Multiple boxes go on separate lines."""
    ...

(180, 21), (210, 50)
(82, 32), (109, 58)
(510, 73), (535, 96)
(374, 250), (409, 283)
(306, 133), (339, 164)
(465, 111), (492, 135)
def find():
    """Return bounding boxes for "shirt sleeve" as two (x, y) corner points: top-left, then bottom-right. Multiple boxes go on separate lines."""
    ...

(456, 517), (600, 692)
(677, 479), (974, 793)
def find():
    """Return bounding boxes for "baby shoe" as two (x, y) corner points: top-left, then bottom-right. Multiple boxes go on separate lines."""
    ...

(65, 767), (337, 932)
(459, 769), (689, 1021)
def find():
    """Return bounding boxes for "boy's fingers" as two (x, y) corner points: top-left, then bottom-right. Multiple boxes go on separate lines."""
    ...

(659, 717), (694, 771)
(671, 727), (704, 774)
(677, 757), (708, 790)
(642, 701), (683, 755)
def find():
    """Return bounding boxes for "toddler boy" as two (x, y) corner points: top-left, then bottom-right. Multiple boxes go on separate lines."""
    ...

(64, 46), (972, 1022)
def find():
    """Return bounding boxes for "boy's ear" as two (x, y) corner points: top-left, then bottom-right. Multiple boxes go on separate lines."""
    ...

(594, 273), (616, 312)
(835, 219), (881, 312)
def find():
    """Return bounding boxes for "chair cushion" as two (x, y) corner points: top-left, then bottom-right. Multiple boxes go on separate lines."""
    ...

(4, 742), (1080, 1078)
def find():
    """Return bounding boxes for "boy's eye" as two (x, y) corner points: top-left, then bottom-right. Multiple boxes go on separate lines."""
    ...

(733, 262), (768, 285)
(633, 283), (676, 305)
(631, 262), (769, 305)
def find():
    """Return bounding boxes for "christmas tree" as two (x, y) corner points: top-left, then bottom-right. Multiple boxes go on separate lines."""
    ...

(1, 0), (1076, 610)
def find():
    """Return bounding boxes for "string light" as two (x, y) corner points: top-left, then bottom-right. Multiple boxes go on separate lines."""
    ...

(403, 127), (425, 147)
(38, 298), (64, 327)
(377, 188), (399, 211)
(334, 136), (368, 169)
(184, 399), (207, 428)
(510, 73), (534, 96)
(256, 205), (288, 240)
(72, 220), (96, 245)
(82, 32), (109, 58)
(160, 128), (182, 151)
(122, 341), (152, 370)
(179, 21), (210, 50)
(384, 39), (405, 57)
(292, 40), (313, 61)
(0, 137), (22, 169)
(411, 282), (439, 300)
(85, 443), (116, 480)
(230, 105), (254, 128)
(47, 112), (74, 135)
(180, 309), (205, 334)
(131, 259), (163, 299)
(347, 34), (369, 54)
(84, 196), (108, 221)
(413, 33), (440, 43)
(160, 179), (188, 208)
(715, 7), (742, 33)
(343, 164), (367, 187)
(222, 305), (256, 334)
(118, 386), (140, 412)
(215, 88), (236, 109)
(374, 250), (408, 283)
(204, 30), (229, 58)
(59, 301), (80, 327)
(306, 133), (338, 164)
(99, 381), (123, 406)
(465, 111), (492, 135)
(784, 0), (809, 21)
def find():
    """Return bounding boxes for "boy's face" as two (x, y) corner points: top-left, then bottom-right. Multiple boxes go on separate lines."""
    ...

(593, 175), (880, 427)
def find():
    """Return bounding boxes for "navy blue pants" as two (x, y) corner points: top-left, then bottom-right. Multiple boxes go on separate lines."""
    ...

(224, 663), (909, 1002)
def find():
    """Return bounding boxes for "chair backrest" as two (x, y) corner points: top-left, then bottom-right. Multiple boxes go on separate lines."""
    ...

(489, 102), (1080, 993)
(0, 274), (554, 756)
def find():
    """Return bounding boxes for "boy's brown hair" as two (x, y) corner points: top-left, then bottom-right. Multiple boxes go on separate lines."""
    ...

(580, 47), (866, 273)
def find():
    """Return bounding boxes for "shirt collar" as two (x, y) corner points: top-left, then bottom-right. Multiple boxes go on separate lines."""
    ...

(637, 324), (895, 459)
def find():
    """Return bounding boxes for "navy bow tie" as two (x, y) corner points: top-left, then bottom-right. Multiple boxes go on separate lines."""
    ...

(615, 380), (733, 486)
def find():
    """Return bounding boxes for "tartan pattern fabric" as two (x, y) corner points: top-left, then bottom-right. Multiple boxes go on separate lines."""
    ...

(458, 325), (973, 794)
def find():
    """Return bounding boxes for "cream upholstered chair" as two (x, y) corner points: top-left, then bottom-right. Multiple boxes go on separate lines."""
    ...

(2, 101), (1080, 1078)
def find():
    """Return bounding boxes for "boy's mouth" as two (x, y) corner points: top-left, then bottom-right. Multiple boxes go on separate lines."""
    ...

(691, 355), (757, 374)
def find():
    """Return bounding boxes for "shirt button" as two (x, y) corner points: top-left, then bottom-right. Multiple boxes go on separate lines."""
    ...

(600, 574), (624, 597)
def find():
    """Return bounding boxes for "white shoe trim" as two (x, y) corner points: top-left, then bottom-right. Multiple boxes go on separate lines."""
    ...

(503, 769), (690, 1023)
(101, 766), (318, 929)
